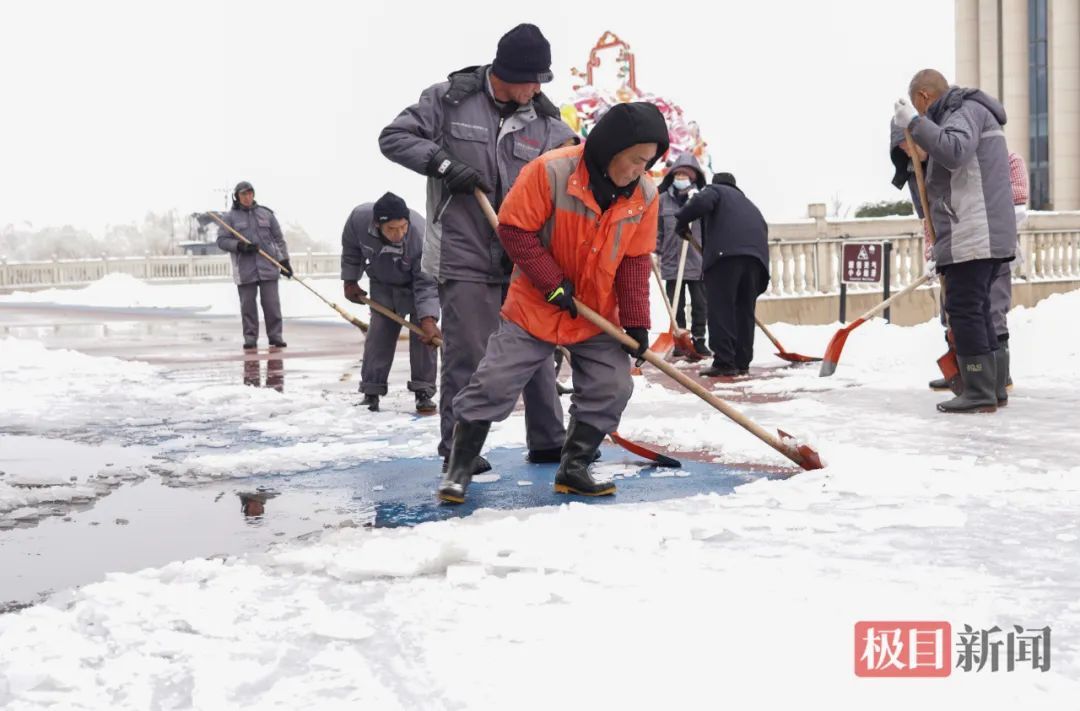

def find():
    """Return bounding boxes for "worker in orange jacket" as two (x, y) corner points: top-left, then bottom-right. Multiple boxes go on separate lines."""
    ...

(438, 102), (670, 504)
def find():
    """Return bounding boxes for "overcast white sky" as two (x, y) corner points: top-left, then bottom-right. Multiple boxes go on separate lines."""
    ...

(1, 0), (954, 245)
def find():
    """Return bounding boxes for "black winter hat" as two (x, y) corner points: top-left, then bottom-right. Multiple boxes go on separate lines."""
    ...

(889, 118), (912, 190)
(492, 24), (553, 84)
(373, 192), (410, 222)
(233, 180), (254, 200)
(585, 102), (670, 172)
(231, 180), (256, 209)
(712, 172), (737, 187)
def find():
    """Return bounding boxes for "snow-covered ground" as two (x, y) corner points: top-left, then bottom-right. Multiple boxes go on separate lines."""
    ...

(1, 277), (1079, 708)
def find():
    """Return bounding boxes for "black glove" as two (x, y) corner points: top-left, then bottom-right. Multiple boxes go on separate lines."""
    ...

(622, 327), (650, 366)
(343, 281), (367, 303)
(545, 278), (577, 318)
(427, 149), (493, 195)
(500, 252), (514, 276)
(675, 222), (692, 241)
(238, 241), (260, 254)
(279, 259), (293, 279)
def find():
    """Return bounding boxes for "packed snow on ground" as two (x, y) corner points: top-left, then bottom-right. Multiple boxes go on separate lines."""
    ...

(1, 285), (1079, 708)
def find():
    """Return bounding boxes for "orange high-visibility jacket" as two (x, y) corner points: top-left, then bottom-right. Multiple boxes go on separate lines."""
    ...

(499, 144), (659, 345)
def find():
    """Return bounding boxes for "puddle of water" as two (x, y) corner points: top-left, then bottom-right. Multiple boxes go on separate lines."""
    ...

(0, 476), (373, 606)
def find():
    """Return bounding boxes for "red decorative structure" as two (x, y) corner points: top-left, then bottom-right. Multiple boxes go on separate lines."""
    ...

(570, 31), (637, 94)
(562, 32), (711, 177)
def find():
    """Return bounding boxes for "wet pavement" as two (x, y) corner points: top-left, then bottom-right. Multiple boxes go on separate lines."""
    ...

(0, 302), (790, 609)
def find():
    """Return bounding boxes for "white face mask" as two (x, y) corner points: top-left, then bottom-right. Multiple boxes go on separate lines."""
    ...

(672, 177), (692, 191)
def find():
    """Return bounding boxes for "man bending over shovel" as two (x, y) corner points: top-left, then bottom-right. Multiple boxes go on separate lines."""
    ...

(437, 102), (669, 504)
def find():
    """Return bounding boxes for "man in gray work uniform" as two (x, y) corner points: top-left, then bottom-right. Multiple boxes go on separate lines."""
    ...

(379, 23), (578, 472)
(341, 192), (442, 415)
(216, 180), (292, 350)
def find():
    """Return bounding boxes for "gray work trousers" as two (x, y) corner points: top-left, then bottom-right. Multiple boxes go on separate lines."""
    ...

(438, 280), (565, 457)
(360, 280), (437, 397)
(237, 280), (282, 345)
(453, 319), (633, 435)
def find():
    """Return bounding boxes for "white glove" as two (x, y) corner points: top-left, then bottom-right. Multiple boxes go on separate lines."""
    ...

(924, 259), (937, 278)
(894, 97), (918, 129)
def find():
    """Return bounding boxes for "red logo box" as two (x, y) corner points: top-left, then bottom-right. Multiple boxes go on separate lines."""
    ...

(855, 621), (952, 677)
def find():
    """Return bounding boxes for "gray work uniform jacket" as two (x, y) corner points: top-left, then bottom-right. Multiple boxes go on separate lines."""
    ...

(379, 64), (577, 284)
(215, 204), (289, 285)
(341, 205), (439, 322)
(909, 87), (1017, 266)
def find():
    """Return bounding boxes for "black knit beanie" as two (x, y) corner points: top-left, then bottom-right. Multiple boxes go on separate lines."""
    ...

(373, 192), (410, 222)
(492, 24), (553, 84)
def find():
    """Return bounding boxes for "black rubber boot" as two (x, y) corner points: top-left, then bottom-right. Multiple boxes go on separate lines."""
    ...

(415, 392), (437, 414)
(437, 420), (492, 504)
(553, 418), (615, 496)
(440, 455), (491, 475)
(928, 374), (963, 393)
(527, 447), (600, 464)
(361, 394), (380, 412)
(995, 345), (1009, 406)
(700, 362), (740, 377)
(937, 353), (997, 414)
(692, 338), (712, 358)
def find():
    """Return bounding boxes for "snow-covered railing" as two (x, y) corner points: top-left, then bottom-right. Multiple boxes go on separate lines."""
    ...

(762, 207), (1080, 298)
(0, 251), (341, 290)
(766, 233), (926, 297)
(2, 211), (1079, 294)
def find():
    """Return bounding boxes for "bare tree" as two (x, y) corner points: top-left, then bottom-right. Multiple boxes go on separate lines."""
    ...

(829, 192), (851, 219)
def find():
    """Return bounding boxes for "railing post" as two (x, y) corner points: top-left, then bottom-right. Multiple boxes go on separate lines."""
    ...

(0, 257), (6, 288)
(143, 251), (151, 279)
(188, 252), (195, 283)
(52, 253), (60, 286)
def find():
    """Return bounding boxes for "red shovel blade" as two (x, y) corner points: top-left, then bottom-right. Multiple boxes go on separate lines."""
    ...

(650, 331), (675, 357)
(778, 429), (824, 471)
(817, 320), (863, 377)
(610, 432), (681, 468)
(937, 348), (959, 381)
(775, 350), (823, 364)
(673, 329), (698, 359)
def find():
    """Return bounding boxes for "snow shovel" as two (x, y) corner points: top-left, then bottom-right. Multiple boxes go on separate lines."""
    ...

(207, 212), (370, 333)
(473, 191), (821, 471)
(904, 128), (961, 390)
(755, 315), (822, 363)
(684, 239), (818, 363)
(577, 298), (822, 470)
(353, 293), (443, 348)
(650, 256), (696, 357)
(818, 272), (932, 377)
(669, 238), (703, 361)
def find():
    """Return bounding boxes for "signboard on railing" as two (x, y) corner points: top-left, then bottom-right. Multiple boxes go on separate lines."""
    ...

(841, 242), (884, 284)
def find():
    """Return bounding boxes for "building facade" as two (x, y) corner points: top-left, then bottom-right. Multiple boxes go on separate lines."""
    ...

(956, 0), (1080, 210)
